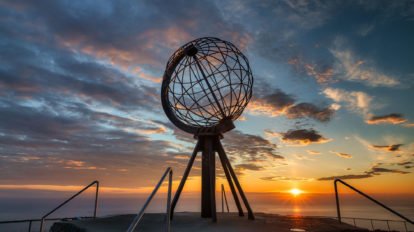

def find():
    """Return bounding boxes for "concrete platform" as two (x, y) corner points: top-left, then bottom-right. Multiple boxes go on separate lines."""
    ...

(50, 212), (369, 232)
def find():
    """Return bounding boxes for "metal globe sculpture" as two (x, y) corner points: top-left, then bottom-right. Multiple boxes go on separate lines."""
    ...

(163, 37), (254, 222)
(161, 37), (253, 135)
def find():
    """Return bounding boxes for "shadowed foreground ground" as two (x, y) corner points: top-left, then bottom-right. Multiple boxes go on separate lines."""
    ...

(50, 212), (372, 232)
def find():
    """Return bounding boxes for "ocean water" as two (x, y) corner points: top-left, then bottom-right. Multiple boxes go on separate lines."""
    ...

(0, 191), (413, 232)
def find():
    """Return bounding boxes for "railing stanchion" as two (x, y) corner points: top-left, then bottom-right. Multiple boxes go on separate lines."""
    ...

(333, 179), (413, 226)
(404, 221), (408, 232)
(334, 180), (341, 223)
(28, 220), (32, 232)
(221, 184), (224, 213)
(94, 181), (99, 218)
(39, 180), (99, 232)
(370, 219), (374, 230)
(166, 169), (172, 232)
(126, 167), (173, 232)
(387, 220), (390, 231)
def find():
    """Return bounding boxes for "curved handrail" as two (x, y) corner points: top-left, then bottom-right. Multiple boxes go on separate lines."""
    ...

(334, 179), (413, 224)
(39, 180), (99, 232)
(126, 167), (173, 232)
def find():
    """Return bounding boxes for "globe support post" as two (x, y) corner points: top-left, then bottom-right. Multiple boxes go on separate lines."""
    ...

(170, 134), (254, 221)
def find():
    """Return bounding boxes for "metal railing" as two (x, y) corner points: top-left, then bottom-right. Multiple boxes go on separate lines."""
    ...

(0, 217), (94, 232)
(334, 179), (413, 230)
(39, 180), (99, 232)
(221, 184), (229, 213)
(341, 216), (412, 232)
(126, 167), (173, 232)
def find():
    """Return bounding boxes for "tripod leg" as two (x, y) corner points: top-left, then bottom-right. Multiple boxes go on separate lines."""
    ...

(216, 139), (244, 216)
(171, 140), (200, 219)
(217, 141), (255, 220)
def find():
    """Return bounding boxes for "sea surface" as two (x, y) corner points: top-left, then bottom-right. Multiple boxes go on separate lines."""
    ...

(0, 191), (413, 232)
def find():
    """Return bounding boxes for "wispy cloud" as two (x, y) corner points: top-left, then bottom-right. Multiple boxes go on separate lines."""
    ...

(318, 163), (410, 181)
(366, 113), (407, 125)
(330, 47), (400, 87)
(330, 151), (352, 159)
(371, 144), (404, 152)
(323, 87), (373, 116)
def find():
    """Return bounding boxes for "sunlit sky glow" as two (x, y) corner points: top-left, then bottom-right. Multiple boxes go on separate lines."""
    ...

(0, 0), (413, 196)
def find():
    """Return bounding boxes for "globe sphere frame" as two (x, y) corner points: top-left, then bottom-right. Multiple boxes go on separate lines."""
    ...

(161, 37), (253, 135)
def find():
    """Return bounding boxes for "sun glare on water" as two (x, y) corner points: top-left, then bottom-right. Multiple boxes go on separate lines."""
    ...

(289, 188), (302, 197)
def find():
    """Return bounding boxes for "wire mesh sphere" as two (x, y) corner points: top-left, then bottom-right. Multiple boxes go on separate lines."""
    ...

(161, 37), (253, 135)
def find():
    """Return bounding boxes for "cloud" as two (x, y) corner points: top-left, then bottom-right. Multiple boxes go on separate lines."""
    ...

(261, 176), (313, 182)
(330, 48), (400, 87)
(248, 89), (335, 122)
(247, 89), (295, 116)
(366, 114), (407, 125)
(323, 87), (373, 116)
(330, 151), (352, 159)
(306, 150), (321, 155)
(224, 130), (283, 162)
(235, 163), (263, 171)
(367, 167), (409, 175)
(403, 123), (414, 128)
(286, 103), (335, 122)
(279, 129), (331, 146)
(304, 63), (335, 84)
(318, 174), (372, 181)
(318, 163), (410, 181)
(371, 144), (404, 152)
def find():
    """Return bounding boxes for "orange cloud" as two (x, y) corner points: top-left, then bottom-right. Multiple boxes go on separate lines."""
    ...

(330, 151), (352, 159)
(366, 113), (407, 125)
(304, 63), (335, 84)
(279, 129), (331, 146)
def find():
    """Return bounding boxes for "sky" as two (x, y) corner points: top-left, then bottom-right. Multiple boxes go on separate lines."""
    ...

(0, 0), (413, 197)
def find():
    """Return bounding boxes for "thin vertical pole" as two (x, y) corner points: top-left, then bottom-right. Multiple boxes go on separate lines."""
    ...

(217, 141), (254, 220)
(28, 220), (32, 232)
(166, 170), (172, 232)
(370, 219), (374, 231)
(171, 140), (200, 219)
(334, 180), (341, 223)
(216, 139), (244, 216)
(221, 185), (224, 213)
(387, 220), (390, 231)
(222, 184), (230, 213)
(94, 181), (99, 218)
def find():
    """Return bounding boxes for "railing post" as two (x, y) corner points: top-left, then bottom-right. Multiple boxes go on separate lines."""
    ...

(28, 220), (32, 232)
(334, 179), (413, 225)
(221, 184), (224, 213)
(334, 179), (341, 223)
(387, 220), (390, 231)
(166, 170), (172, 232)
(39, 180), (100, 232)
(94, 181), (99, 218)
(127, 167), (172, 232)
(370, 219), (374, 230)
(39, 219), (45, 232)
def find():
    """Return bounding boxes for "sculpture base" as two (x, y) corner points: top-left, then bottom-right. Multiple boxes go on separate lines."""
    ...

(170, 134), (254, 222)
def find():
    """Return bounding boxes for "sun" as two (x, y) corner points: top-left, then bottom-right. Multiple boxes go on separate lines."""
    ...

(289, 188), (302, 197)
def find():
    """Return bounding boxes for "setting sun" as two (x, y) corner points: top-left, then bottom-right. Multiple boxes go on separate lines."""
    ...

(289, 188), (303, 197)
